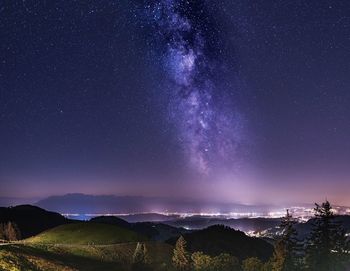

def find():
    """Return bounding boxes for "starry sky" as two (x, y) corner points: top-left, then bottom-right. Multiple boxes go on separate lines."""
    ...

(1, 0), (350, 205)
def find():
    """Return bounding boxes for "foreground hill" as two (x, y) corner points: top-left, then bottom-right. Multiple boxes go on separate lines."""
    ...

(0, 242), (173, 271)
(27, 222), (147, 245)
(0, 205), (69, 238)
(168, 225), (273, 261)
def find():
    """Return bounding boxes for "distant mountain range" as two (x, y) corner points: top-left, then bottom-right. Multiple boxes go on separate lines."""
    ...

(0, 197), (37, 207)
(3, 193), (350, 239)
(35, 193), (287, 214)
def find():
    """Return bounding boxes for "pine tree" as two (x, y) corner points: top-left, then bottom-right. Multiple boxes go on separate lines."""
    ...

(280, 209), (300, 270)
(305, 200), (349, 271)
(4, 221), (21, 241)
(0, 223), (5, 240)
(142, 243), (150, 266)
(133, 242), (144, 265)
(270, 210), (301, 271)
(132, 242), (150, 271)
(271, 239), (286, 271)
(13, 222), (21, 240)
(172, 236), (190, 271)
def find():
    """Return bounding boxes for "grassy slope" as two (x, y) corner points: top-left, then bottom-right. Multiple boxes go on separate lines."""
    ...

(0, 244), (120, 271)
(0, 222), (174, 270)
(26, 222), (147, 245)
(0, 242), (173, 271)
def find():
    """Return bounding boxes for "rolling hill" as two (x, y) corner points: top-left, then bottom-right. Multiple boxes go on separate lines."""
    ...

(26, 222), (147, 245)
(11, 220), (173, 270)
(0, 205), (70, 238)
(91, 215), (189, 241)
(0, 241), (174, 271)
(168, 225), (274, 261)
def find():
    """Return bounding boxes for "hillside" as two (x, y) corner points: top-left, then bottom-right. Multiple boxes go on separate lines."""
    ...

(27, 222), (147, 245)
(91, 215), (189, 241)
(90, 216), (131, 228)
(0, 205), (70, 238)
(0, 242), (173, 271)
(168, 225), (273, 261)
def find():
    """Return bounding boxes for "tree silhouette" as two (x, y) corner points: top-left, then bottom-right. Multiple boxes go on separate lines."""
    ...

(142, 243), (150, 265)
(172, 236), (190, 271)
(133, 243), (144, 263)
(305, 200), (349, 271)
(3, 222), (21, 241)
(271, 239), (286, 271)
(0, 223), (5, 240)
(270, 210), (304, 271)
(132, 242), (150, 271)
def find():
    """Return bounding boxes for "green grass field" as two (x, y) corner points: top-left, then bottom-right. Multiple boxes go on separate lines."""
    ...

(0, 242), (173, 271)
(26, 222), (147, 245)
(0, 223), (174, 270)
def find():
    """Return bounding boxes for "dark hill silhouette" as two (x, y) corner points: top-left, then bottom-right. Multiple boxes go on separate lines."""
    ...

(90, 216), (131, 228)
(91, 215), (188, 241)
(0, 205), (70, 238)
(132, 222), (189, 241)
(167, 225), (273, 261)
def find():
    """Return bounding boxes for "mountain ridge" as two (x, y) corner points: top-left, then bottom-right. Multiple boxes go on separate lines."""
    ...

(35, 193), (298, 214)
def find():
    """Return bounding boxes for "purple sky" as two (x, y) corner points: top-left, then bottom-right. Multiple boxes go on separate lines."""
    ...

(1, 1), (350, 206)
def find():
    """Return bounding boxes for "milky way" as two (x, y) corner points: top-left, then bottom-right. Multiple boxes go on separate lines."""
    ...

(144, 0), (245, 175)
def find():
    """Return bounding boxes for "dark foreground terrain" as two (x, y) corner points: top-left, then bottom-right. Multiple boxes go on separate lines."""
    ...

(0, 205), (274, 270)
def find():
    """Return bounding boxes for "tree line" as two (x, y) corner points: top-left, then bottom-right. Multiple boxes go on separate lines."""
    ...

(169, 200), (349, 271)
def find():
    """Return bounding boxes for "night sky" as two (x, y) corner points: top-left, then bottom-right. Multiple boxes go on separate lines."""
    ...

(1, 1), (350, 205)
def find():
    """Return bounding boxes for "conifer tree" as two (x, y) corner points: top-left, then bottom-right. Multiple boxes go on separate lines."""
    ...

(270, 209), (304, 271)
(280, 209), (300, 270)
(271, 239), (286, 271)
(270, 210), (301, 271)
(0, 223), (5, 240)
(172, 236), (190, 271)
(132, 243), (145, 271)
(133, 242), (144, 264)
(132, 242), (150, 271)
(4, 221), (21, 241)
(305, 200), (349, 271)
(143, 243), (150, 265)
